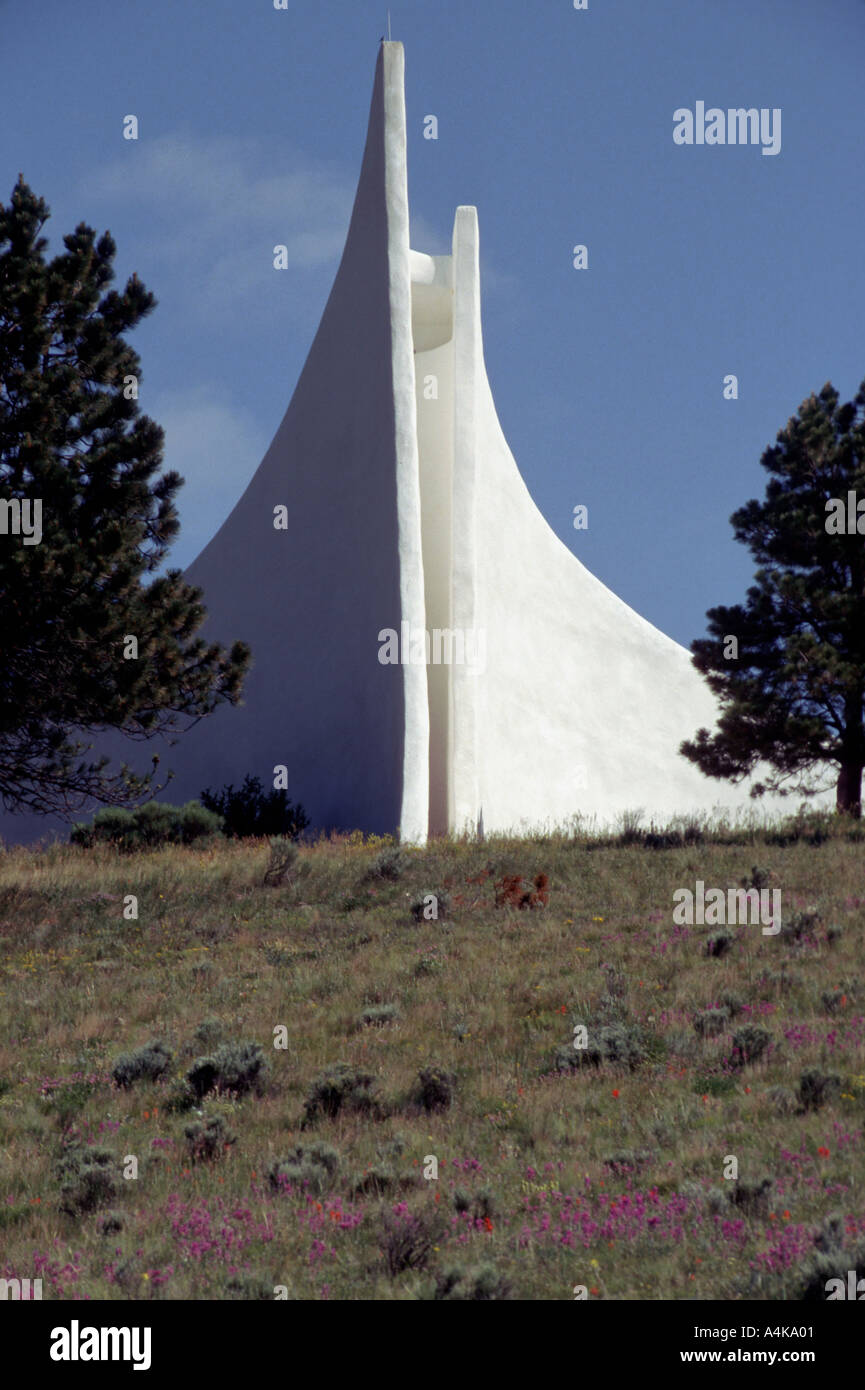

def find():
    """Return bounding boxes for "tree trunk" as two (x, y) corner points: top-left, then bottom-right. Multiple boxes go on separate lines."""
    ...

(837, 762), (863, 818)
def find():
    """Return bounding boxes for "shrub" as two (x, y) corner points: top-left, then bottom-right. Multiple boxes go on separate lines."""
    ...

(183, 1113), (236, 1163)
(743, 865), (772, 890)
(781, 909), (820, 945)
(494, 873), (550, 908)
(434, 1263), (513, 1300)
(186, 1041), (269, 1100)
(798, 1069), (841, 1113)
(766, 1085), (798, 1116)
(380, 1204), (440, 1276)
(792, 1221), (865, 1300)
(302, 1063), (382, 1126)
(111, 1041), (172, 1090)
(71, 801), (221, 851)
(603, 1149), (651, 1176)
(413, 953), (442, 978)
(729, 1024), (771, 1068)
(453, 1186), (498, 1221)
(821, 985), (856, 1014)
(719, 991), (745, 1017)
(40, 1079), (98, 1130)
(366, 848), (407, 882)
(193, 1018), (225, 1050)
(705, 930), (733, 958)
(556, 1021), (646, 1073)
(164, 1079), (197, 1113)
(268, 1141), (340, 1195)
(360, 1004), (400, 1028)
(729, 1177), (773, 1217)
(410, 891), (451, 923)
(56, 1143), (117, 1215)
(263, 838), (299, 886)
(706, 1187), (728, 1216)
(415, 1064), (456, 1112)
(199, 774), (309, 840)
(693, 1007), (730, 1039)
(225, 1274), (280, 1300)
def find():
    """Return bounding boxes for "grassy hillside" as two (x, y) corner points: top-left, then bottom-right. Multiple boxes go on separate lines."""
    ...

(1, 815), (864, 1301)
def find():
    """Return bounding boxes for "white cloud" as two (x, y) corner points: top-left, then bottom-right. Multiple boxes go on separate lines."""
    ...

(80, 133), (354, 322)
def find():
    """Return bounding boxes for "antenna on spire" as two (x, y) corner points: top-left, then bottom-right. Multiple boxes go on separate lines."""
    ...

(388, 9), (392, 40)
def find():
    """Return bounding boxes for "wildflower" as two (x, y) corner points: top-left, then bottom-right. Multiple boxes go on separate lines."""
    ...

(611, 1089), (619, 1098)
(817, 1146), (831, 1158)
(590, 1286), (600, 1295)
(483, 1217), (493, 1232)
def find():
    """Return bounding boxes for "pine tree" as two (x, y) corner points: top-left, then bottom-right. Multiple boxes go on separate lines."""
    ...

(0, 177), (250, 816)
(681, 379), (865, 816)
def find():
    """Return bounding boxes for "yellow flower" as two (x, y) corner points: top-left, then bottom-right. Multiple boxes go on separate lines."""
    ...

(590, 1259), (599, 1268)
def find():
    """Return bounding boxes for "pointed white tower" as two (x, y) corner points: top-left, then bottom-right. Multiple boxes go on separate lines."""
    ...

(0, 44), (817, 847)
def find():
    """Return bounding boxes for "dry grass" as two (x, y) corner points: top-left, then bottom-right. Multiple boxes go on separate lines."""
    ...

(0, 816), (863, 1300)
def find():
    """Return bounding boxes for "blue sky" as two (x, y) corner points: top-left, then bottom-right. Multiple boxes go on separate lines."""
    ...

(3, 0), (864, 650)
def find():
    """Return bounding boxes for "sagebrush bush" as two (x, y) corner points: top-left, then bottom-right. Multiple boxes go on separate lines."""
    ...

(434, 1263), (513, 1300)
(193, 1018), (225, 1050)
(781, 909), (820, 944)
(302, 1062), (382, 1126)
(730, 1024), (771, 1068)
(71, 801), (221, 851)
(410, 890), (451, 923)
(556, 1021), (646, 1073)
(766, 1084), (798, 1116)
(791, 1219), (865, 1300)
(184, 1113), (236, 1163)
(359, 1003), (399, 1028)
(366, 848), (407, 881)
(705, 930), (733, 958)
(263, 837), (299, 886)
(379, 1204), (441, 1276)
(225, 1274), (280, 1300)
(603, 1149), (651, 1176)
(453, 1186), (498, 1221)
(415, 1064), (456, 1112)
(111, 1041), (172, 1089)
(268, 1141), (339, 1195)
(730, 1177), (773, 1216)
(693, 1007), (730, 1039)
(798, 1068), (841, 1113)
(186, 1041), (269, 1100)
(56, 1143), (117, 1215)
